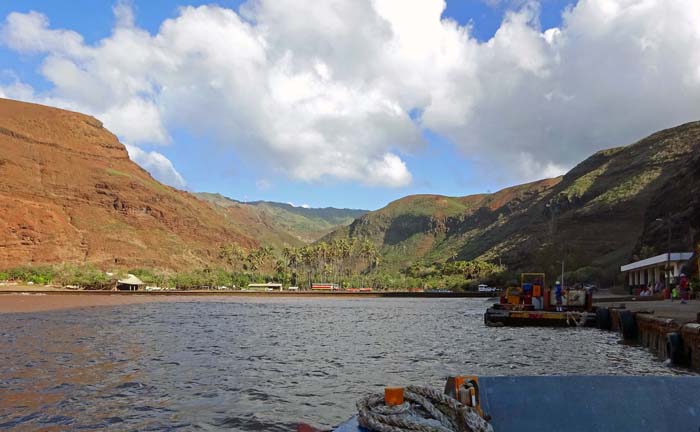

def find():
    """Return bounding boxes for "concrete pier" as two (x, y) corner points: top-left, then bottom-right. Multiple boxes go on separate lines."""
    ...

(595, 298), (700, 371)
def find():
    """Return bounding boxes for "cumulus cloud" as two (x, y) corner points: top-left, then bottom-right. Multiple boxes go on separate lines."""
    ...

(124, 144), (186, 188)
(2, 0), (700, 188)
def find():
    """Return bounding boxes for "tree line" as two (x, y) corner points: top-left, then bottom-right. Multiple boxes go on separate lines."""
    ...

(218, 239), (380, 288)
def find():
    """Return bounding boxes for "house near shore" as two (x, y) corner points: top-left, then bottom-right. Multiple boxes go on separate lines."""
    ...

(620, 252), (694, 291)
(116, 274), (145, 291)
(245, 283), (283, 291)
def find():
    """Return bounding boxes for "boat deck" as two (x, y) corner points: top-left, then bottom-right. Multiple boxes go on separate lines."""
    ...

(334, 376), (700, 432)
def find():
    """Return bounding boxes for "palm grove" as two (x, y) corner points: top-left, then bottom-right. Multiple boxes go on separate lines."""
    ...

(217, 239), (381, 289)
(215, 239), (503, 291)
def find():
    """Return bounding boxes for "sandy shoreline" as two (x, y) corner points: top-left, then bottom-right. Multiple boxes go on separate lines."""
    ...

(0, 293), (186, 313)
(0, 291), (451, 314)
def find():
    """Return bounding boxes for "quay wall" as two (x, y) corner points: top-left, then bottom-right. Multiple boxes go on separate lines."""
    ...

(603, 307), (700, 371)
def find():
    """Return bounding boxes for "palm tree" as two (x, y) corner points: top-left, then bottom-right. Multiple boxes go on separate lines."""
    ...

(359, 240), (377, 288)
(219, 244), (246, 276)
(300, 246), (315, 289)
(283, 247), (300, 286)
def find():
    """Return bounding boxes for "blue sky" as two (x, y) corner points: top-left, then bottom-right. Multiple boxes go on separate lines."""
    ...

(2, 1), (699, 210)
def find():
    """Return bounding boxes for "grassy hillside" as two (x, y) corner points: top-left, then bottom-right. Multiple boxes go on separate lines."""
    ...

(325, 121), (700, 286)
(195, 193), (367, 244)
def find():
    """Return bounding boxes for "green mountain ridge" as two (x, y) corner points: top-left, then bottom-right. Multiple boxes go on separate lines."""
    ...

(195, 192), (368, 245)
(324, 121), (700, 286)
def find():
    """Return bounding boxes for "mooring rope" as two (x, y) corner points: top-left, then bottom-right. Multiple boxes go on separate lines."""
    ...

(565, 311), (587, 327)
(356, 385), (493, 432)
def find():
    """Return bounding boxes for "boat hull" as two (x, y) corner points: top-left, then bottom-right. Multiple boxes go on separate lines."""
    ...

(484, 307), (596, 327)
(333, 375), (700, 432)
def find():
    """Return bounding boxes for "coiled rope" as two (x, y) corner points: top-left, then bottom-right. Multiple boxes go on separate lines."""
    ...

(356, 385), (493, 432)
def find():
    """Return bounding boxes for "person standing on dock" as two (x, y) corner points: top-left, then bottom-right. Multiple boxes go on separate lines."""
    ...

(679, 274), (690, 304)
(654, 280), (663, 294)
(555, 281), (563, 311)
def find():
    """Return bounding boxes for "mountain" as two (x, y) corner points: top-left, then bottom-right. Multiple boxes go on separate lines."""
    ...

(324, 121), (700, 285)
(195, 193), (367, 244)
(0, 98), (259, 270)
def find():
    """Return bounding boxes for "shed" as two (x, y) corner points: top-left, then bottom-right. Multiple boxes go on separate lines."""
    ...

(116, 274), (145, 291)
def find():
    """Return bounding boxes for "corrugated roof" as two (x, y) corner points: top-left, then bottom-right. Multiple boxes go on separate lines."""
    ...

(620, 252), (693, 272)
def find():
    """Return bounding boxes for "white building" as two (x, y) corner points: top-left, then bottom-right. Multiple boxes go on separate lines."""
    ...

(620, 252), (693, 290)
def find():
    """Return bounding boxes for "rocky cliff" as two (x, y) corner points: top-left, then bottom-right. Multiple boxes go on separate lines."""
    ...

(0, 98), (257, 270)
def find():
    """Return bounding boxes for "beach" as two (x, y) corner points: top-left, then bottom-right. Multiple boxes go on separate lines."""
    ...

(0, 292), (179, 313)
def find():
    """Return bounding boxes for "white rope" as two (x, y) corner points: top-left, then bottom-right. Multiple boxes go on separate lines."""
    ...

(356, 386), (493, 432)
(565, 311), (587, 327)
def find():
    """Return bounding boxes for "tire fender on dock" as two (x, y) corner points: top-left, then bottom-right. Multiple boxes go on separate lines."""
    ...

(620, 310), (637, 341)
(666, 332), (684, 365)
(596, 307), (611, 330)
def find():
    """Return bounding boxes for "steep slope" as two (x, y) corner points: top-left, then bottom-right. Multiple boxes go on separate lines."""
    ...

(0, 98), (257, 270)
(195, 193), (367, 243)
(326, 121), (700, 284)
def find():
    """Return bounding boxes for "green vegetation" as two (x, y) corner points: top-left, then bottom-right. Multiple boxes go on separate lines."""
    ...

(0, 239), (505, 291)
(404, 260), (504, 290)
(590, 168), (662, 205)
(0, 264), (108, 288)
(219, 239), (381, 288)
(54, 264), (110, 289)
(1, 265), (55, 284)
(563, 162), (609, 199)
(105, 168), (130, 178)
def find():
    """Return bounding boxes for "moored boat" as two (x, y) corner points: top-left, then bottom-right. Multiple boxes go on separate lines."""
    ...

(484, 273), (595, 327)
(323, 375), (700, 432)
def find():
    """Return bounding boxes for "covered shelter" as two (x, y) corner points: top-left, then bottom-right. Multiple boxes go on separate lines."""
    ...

(620, 252), (693, 292)
(245, 283), (283, 291)
(116, 274), (145, 291)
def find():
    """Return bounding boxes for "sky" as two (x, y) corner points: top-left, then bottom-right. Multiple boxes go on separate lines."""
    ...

(1, 0), (699, 210)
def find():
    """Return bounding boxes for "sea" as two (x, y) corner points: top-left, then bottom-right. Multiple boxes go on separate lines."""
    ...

(0, 298), (693, 430)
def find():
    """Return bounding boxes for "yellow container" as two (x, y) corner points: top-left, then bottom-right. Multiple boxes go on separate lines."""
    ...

(507, 295), (520, 305)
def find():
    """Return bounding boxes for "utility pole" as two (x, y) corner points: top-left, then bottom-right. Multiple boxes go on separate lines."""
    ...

(657, 216), (672, 289)
(667, 218), (672, 289)
(561, 260), (565, 289)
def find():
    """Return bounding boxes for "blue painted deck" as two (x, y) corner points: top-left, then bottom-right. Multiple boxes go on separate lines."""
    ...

(334, 376), (700, 432)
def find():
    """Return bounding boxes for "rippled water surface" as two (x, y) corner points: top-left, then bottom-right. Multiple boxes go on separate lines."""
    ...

(0, 298), (693, 430)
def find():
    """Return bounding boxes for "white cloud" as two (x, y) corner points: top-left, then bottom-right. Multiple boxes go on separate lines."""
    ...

(286, 202), (311, 208)
(2, 0), (700, 189)
(124, 144), (186, 188)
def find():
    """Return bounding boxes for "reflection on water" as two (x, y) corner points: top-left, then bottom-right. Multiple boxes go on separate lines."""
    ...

(0, 298), (693, 430)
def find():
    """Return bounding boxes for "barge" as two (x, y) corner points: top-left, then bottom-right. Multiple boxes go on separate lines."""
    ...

(484, 273), (594, 327)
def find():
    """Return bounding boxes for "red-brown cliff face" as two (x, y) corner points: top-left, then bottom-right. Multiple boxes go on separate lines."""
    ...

(0, 98), (257, 270)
